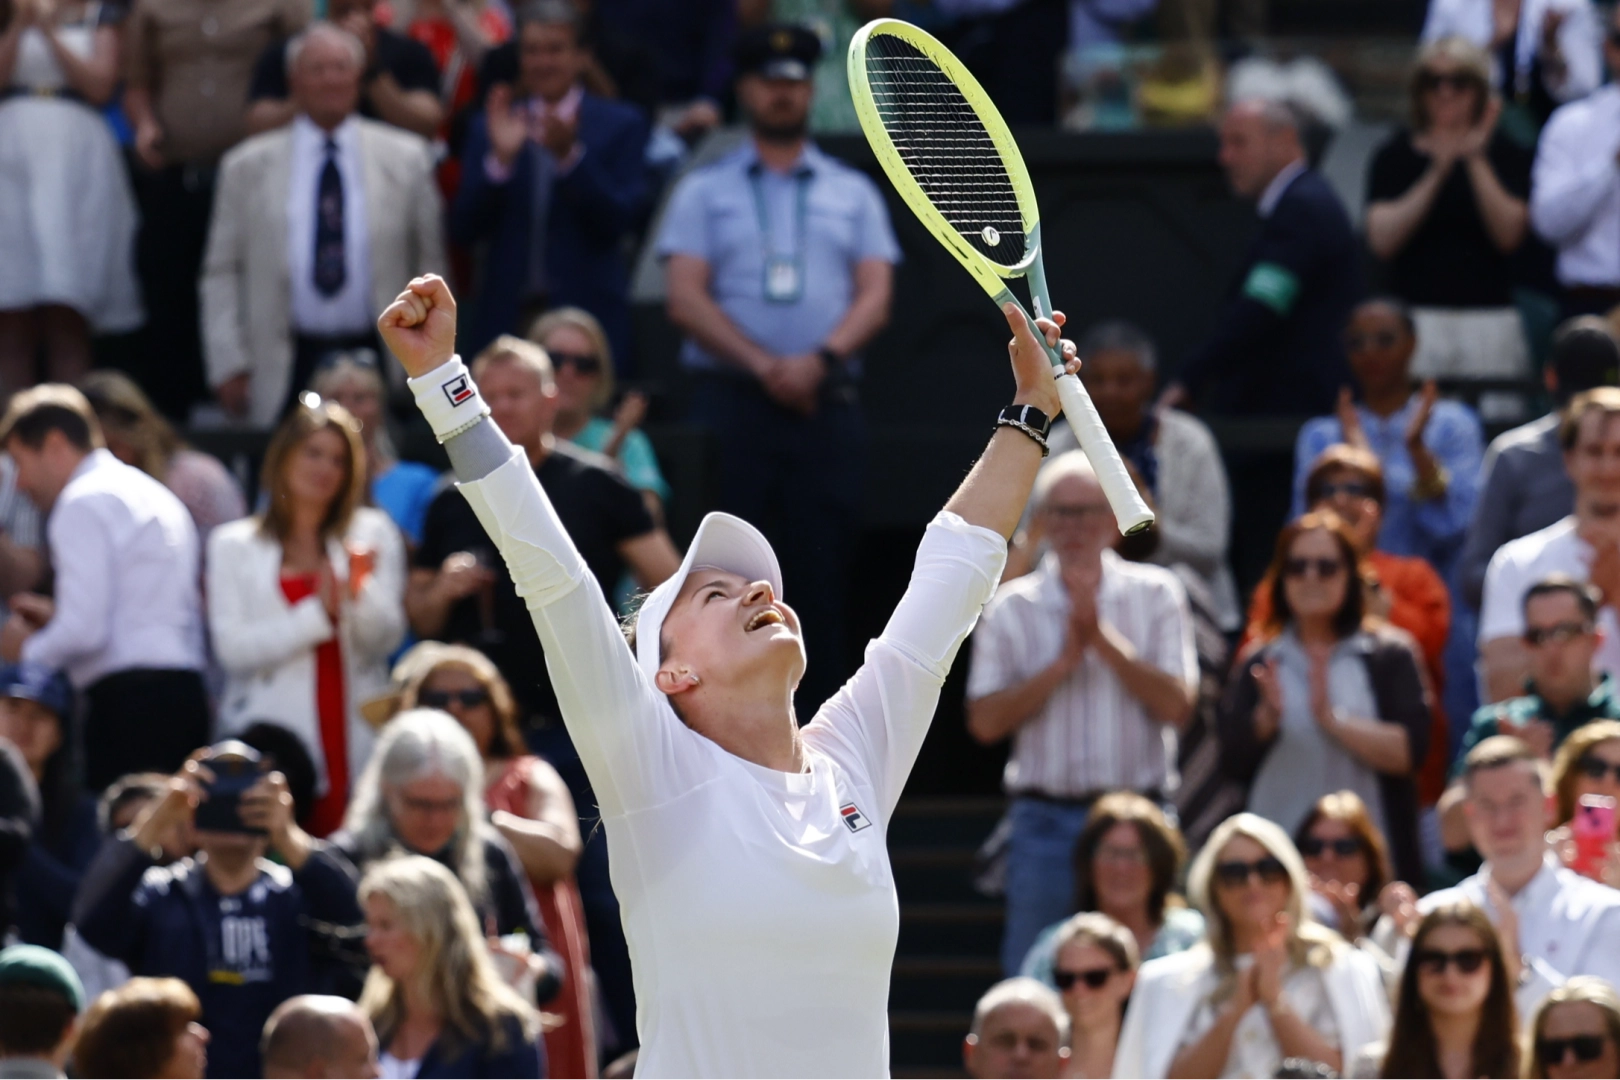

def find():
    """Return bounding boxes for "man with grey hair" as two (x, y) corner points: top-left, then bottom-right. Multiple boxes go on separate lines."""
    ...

(261, 995), (380, 1079)
(967, 450), (1197, 976)
(202, 21), (445, 426)
(1160, 97), (1359, 418)
(244, 0), (444, 140)
(1049, 319), (1238, 629)
(962, 977), (1071, 1080)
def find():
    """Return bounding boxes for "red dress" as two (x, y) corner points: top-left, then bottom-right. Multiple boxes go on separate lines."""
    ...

(486, 756), (598, 1079)
(280, 573), (349, 837)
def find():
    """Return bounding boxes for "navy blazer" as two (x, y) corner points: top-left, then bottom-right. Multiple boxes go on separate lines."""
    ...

(414, 1013), (545, 1078)
(1179, 168), (1362, 415)
(451, 92), (649, 368)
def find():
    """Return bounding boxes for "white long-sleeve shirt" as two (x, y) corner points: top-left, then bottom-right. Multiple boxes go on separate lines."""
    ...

(1422, 0), (1603, 105)
(448, 421), (1006, 1079)
(1531, 84), (1620, 287)
(1419, 853), (1620, 1018)
(22, 449), (203, 686)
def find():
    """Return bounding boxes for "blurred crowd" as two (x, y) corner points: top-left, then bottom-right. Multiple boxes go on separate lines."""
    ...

(3, 0), (1620, 1077)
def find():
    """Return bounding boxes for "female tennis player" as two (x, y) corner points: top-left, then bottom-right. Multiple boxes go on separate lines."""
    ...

(378, 274), (1079, 1079)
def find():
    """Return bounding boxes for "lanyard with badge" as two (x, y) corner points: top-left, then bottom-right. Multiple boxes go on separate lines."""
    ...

(750, 166), (811, 304)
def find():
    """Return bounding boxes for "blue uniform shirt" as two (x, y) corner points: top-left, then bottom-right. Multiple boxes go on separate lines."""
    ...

(655, 139), (900, 374)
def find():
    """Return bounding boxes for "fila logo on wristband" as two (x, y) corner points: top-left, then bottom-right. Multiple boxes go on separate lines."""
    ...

(840, 803), (871, 833)
(442, 374), (475, 406)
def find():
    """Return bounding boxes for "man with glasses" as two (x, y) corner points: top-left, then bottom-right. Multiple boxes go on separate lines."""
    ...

(1444, 575), (1620, 850)
(1481, 388), (1620, 702)
(1531, 3), (1620, 318)
(966, 450), (1197, 975)
(1418, 736), (1620, 1018)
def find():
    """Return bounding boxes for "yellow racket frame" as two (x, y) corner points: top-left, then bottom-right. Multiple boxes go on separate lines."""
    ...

(848, 18), (1155, 536)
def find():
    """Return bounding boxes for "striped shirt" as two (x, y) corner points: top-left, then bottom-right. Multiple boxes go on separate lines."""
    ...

(968, 550), (1197, 798)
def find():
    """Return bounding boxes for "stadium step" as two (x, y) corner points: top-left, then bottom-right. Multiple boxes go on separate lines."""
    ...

(887, 798), (1006, 1076)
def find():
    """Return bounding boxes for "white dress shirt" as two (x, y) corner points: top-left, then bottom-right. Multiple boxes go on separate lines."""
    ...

(21, 449), (203, 687)
(1258, 158), (1307, 218)
(451, 421), (1008, 1078)
(1478, 515), (1620, 681)
(1531, 85), (1620, 288)
(286, 115), (374, 336)
(1422, 0), (1603, 104)
(1419, 852), (1620, 1018)
(968, 550), (1198, 798)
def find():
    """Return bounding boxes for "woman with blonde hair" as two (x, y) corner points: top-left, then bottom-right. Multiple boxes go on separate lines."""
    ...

(1114, 813), (1388, 1078)
(1364, 36), (1531, 379)
(1523, 976), (1620, 1080)
(1047, 912), (1138, 1079)
(360, 854), (543, 1078)
(528, 306), (669, 522)
(78, 370), (245, 548)
(391, 641), (594, 1077)
(208, 398), (407, 834)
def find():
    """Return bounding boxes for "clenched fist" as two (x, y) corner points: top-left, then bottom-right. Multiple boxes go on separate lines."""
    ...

(378, 274), (458, 379)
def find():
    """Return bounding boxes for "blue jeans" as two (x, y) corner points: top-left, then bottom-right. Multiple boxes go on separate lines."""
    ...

(1000, 797), (1091, 975)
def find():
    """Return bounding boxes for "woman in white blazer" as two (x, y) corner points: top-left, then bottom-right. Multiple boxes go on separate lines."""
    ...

(208, 398), (406, 835)
(1114, 813), (1389, 1079)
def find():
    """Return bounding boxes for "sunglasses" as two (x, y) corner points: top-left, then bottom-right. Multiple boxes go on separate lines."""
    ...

(1524, 621), (1593, 647)
(1344, 330), (1403, 352)
(1578, 756), (1620, 783)
(1284, 557), (1345, 580)
(1213, 856), (1289, 888)
(1053, 966), (1116, 991)
(1538, 1035), (1609, 1065)
(548, 351), (603, 376)
(1299, 836), (1362, 858)
(1316, 481), (1375, 501)
(1414, 948), (1488, 975)
(1418, 71), (1477, 93)
(418, 688), (491, 710)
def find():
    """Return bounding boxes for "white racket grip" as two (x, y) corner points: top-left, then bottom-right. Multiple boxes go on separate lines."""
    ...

(1053, 372), (1156, 535)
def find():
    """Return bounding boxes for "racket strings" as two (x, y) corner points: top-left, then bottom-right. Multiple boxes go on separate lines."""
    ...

(863, 34), (1026, 267)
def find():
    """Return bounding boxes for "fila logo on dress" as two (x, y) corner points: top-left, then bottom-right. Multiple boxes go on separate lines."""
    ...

(442, 374), (475, 406)
(840, 803), (871, 833)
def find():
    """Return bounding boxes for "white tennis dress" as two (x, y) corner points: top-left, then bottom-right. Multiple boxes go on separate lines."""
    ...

(454, 429), (1006, 1078)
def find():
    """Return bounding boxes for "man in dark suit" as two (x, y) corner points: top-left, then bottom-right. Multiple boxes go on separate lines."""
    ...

(1159, 98), (1362, 585)
(451, 0), (649, 369)
(1161, 99), (1362, 417)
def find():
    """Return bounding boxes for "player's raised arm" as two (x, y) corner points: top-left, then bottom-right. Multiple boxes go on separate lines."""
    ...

(943, 304), (1079, 540)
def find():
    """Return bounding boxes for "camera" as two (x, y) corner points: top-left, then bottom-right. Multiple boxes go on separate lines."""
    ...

(193, 740), (267, 836)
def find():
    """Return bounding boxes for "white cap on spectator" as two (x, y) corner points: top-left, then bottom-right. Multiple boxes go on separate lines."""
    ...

(634, 512), (782, 681)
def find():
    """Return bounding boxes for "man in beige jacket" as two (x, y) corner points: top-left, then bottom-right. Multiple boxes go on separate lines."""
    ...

(201, 23), (445, 428)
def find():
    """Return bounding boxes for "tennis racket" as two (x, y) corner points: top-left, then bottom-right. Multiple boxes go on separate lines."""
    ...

(847, 19), (1155, 536)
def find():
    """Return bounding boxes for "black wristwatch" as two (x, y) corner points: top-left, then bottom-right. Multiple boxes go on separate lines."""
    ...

(996, 404), (1052, 455)
(817, 346), (843, 372)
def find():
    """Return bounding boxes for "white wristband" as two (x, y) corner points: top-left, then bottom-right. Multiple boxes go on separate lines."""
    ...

(407, 355), (490, 443)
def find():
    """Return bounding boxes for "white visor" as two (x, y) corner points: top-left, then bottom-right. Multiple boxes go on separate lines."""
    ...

(634, 512), (783, 682)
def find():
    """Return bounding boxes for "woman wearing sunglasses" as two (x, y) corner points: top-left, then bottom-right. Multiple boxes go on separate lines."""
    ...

(1523, 977), (1620, 1079)
(1219, 510), (1432, 886)
(1047, 913), (1137, 1079)
(1363, 36), (1531, 381)
(1351, 902), (1518, 1078)
(1115, 813), (1387, 1079)
(1548, 720), (1620, 886)
(1294, 791), (1403, 974)
(529, 308), (669, 524)
(391, 641), (597, 1079)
